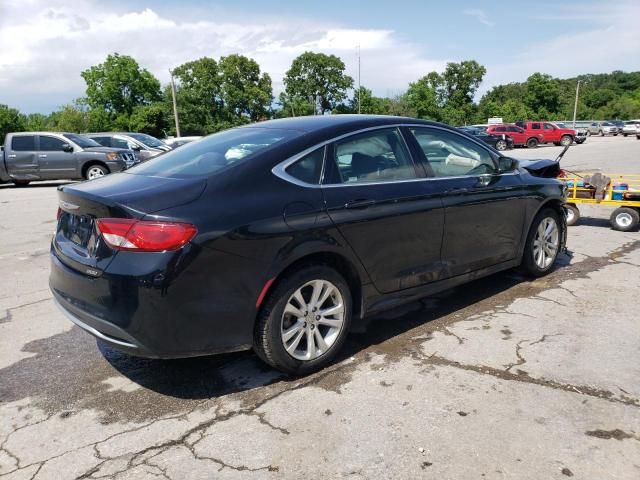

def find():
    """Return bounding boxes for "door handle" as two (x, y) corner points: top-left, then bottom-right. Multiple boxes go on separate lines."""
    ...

(38, 154), (47, 158)
(7, 154), (16, 158)
(344, 199), (376, 209)
(444, 187), (469, 195)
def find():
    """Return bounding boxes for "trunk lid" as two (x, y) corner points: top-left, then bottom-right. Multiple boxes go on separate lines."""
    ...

(54, 173), (206, 275)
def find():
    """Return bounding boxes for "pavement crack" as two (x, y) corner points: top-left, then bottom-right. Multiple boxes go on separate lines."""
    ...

(250, 411), (290, 435)
(529, 333), (563, 346)
(504, 339), (529, 372)
(423, 354), (639, 408)
(442, 327), (464, 344)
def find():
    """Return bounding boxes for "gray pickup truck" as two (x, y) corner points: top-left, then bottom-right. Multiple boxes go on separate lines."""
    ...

(0, 132), (137, 186)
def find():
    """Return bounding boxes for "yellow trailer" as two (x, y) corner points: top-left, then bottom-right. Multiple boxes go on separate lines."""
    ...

(560, 173), (640, 231)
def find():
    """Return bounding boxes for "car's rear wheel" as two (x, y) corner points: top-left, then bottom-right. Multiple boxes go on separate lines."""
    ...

(609, 207), (639, 232)
(526, 138), (539, 148)
(254, 265), (352, 375)
(85, 165), (108, 180)
(565, 204), (580, 226)
(560, 135), (573, 146)
(520, 208), (562, 277)
(495, 139), (507, 151)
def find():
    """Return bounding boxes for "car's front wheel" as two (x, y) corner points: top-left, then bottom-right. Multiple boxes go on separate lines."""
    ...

(85, 164), (108, 180)
(520, 208), (562, 277)
(254, 265), (352, 375)
(560, 135), (573, 146)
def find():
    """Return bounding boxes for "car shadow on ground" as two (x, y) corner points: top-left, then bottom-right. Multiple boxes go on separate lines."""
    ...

(0, 181), (75, 189)
(573, 218), (614, 228)
(102, 256), (571, 401)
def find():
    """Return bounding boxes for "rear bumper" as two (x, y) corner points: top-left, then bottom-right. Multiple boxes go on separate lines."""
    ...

(49, 245), (257, 359)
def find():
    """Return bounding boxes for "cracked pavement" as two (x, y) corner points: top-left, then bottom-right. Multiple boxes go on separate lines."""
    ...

(1, 138), (639, 479)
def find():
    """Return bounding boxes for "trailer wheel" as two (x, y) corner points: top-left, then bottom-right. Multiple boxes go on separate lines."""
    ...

(610, 207), (639, 232)
(565, 204), (580, 226)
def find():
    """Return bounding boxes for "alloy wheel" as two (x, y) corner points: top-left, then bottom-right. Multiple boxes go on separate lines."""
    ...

(616, 212), (633, 228)
(533, 217), (559, 269)
(87, 167), (105, 180)
(280, 279), (345, 361)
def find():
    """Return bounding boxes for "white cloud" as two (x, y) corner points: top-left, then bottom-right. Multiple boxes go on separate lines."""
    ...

(482, 1), (640, 93)
(0, 0), (447, 112)
(463, 8), (494, 27)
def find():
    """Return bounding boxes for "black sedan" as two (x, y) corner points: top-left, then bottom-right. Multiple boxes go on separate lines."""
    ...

(458, 126), (514, 151)
(50, 115), (566, 374)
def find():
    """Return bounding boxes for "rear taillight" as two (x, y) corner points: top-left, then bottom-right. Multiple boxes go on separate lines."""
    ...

(96, 218), (197, 252)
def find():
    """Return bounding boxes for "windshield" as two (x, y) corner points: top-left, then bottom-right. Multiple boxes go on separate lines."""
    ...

(128, 133), (167, 148)
(128, 127), (303, 178)
(602, 122), (613, 126)
(63, 133), (101, 148)
(555, 123), (566, 128)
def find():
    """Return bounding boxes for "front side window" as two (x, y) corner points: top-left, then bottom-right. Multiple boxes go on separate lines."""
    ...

(129, 127), (302, 178)
(495, 126), (507, 132)
(39, 136), (66, 151)
(325, 128), (416, 185)
(410, 128), (496, 177)
(11, 136), (35, 151)
(111, 137), (130, 149)
(286, 148), (324, 185)
(544, 123), (554, 130)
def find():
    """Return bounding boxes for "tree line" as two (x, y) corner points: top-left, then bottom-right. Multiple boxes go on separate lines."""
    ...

(2, 51), (640, 140)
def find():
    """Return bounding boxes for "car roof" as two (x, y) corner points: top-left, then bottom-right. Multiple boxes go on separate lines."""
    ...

(239, 115), (442, 133)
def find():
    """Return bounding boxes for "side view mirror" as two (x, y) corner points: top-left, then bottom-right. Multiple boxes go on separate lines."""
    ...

(129, 144), (142, 151)
(61, 143), (73, 153)
(498, 156), (518, 173)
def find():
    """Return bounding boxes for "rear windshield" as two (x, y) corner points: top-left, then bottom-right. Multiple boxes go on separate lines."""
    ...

(128, 127), (302, 177)
(63, 133), (101, 148)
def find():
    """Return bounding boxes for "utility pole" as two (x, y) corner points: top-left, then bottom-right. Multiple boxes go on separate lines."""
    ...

(169, 69), (181, 137)
(357, 43), (361, 114)
(572, 80), (581, 128)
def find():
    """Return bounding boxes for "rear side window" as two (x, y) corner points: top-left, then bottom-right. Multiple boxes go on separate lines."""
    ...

(39, 136), (66, 151)
(129, 127), (302, 178)
(11, 136), (35, 151)
(286, 148), (324, 185)
(495, 127), (506, 132)
(531, 123), (541, 130)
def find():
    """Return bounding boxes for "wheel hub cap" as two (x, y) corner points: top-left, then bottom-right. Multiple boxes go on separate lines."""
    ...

(533, 217), (559, 269)
(281, 279), (345, 361)
(617, 213), (632, 227)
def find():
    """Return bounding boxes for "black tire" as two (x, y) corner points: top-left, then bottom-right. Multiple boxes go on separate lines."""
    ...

(599, 130), (604, 137)
(495, 139), (507, 151)
(609, 207), (640, 232)
(623, 133), (628, 137)
(526, 138), (539, 148)
(12, 180), (30, 187)
(565, 204), (580, 226)
(636, 135), (640, 140)
(520, 208), (563, 277)
(84, 164), (108, 180)
(254, 265), (352, 375)
(560, 135), (573, 146)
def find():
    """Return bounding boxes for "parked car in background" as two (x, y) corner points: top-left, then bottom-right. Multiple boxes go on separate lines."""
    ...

(164, 136), (202, 149)
(608, 120), (625, 134)
(51, 115), (567, 374)
(486, 124), (543, 147)
(622, 120), (640, 137)
(0, 132), (136, 186)
(515, 121), (576, 147)
(553, 123), (586, 144)
(587, 121), (619, 136)
(457, 126), (514, 151)
(87, 132), (171, 161)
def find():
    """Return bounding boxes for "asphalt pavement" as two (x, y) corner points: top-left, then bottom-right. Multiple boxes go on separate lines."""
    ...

(1, 136), (639, 479)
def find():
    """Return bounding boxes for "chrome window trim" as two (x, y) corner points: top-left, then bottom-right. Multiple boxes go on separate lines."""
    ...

(271, 123), (507, 189)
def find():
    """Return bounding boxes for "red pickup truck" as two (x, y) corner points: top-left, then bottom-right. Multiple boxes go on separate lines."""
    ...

(514, 121), (576, 148)
(485, 124), (543, 148)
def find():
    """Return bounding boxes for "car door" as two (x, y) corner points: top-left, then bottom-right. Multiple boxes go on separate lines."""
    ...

(543, 123), (558, 142)
(507, 126), (525, 145)
(408, 126), (527, 278)
(6, 135), (38, 177)
(321, 127), (445, 293)
(37, 135), (76, 179)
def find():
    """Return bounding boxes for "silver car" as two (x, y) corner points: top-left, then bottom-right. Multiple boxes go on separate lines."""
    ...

(622, 120), (640, 137)
(587, 121), (619, 136)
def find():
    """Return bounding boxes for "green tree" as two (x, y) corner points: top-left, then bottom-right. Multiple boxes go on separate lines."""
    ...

(0, 105), (25, 140)
(81, 53), (161, 117)
(47, 100), (90, 132)
(283, 52), (353, 114)
(129, 103), (170, 137)
(23, 113), (49, 131)
(405, 74), (441, 120)
(525, 73), (560, 118)
(218, 54), (273, 122)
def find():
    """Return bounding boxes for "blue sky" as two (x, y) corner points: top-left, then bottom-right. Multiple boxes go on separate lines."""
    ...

(1, 0), (638, 113)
